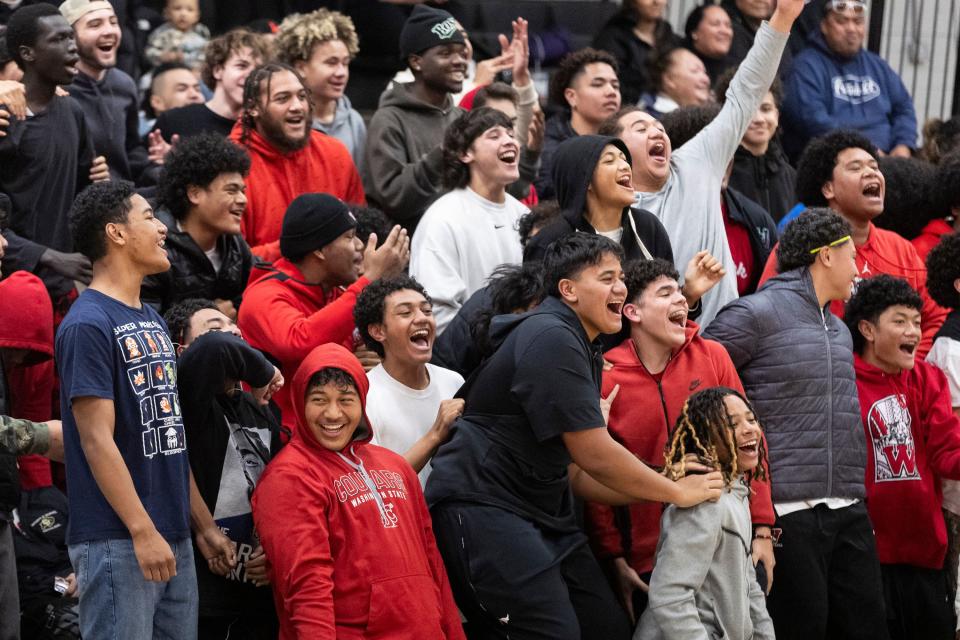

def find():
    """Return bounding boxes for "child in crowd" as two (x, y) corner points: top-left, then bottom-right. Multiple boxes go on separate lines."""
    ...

(636, 387), (774, 640)
(145, 0), (211, 70)
(845, 274), (960, 640)
(251, 343), (464, 639)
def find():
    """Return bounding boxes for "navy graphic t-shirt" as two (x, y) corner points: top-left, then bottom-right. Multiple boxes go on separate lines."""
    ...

(56, 289), (190, 545)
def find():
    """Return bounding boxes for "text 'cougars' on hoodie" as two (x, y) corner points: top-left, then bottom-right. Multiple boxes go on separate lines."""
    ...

(251, 344), (464, 640)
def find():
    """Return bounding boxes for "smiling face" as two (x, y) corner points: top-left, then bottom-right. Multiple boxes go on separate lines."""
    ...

(318, 227), (364, 287)
(188, 172), (246, 235)
(165, 0), (199, 32)
(561, 251), (628, 340)
(566, 62), (621, 127)
(860, 304), (922, 373)
(588, 144), (636, 211)
(252, 69), (311, 153)
(213, 46), (259, 110)
(624, 274), (689, 351)
(296, 39), (351, 104)
(723, 394), (762, 473)
(73, 7), (121, 73)
(26, 14), (80, 85)
(692, 6), (733, 59)
(742, 91), (779, 152)
(617, 110), (671, 191)
(115, 194), (170, 275)
(369, 289), (436, 366)
(304, 379), (362, 451)
(822, 6), (866, 58)
(820, 239), (860, 302)
(822, 147), (885, 222)
(662, 48), (711, 106)
(413, 43), (469, 95)
(462, 124), (520, 188)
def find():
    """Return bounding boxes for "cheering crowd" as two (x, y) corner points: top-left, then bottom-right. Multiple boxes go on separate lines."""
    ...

(2, 0), (960, 638)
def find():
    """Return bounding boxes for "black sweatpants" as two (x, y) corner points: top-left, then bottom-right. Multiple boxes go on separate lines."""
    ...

(882, 564), (955, 640)
(432, 504), (632, 640)
(766, 501), (889, 640)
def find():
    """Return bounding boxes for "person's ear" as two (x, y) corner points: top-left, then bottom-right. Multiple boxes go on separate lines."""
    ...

(367, 323), (387, 345)
(293, 60), (308, 77)
(149, 93), (165, 114)
(104, 221), (126, 247)
(953, 277), (960, 295)
(409, 54), (423, 73)
(19, 45), (35, 65)
(821, 178), (836, 203)
(212, 64), (224, 84)
(817, 246), (833, 268)
(564, 86), (577, 111)
(622, 302), (641, 323)
(858, 319), (877, 344)
(558, 277), (578, 304)
(186, 184), (204, 207)
(459, 147), (474, 165)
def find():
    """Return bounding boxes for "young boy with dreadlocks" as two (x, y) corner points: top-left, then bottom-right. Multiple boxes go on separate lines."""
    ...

(636, 387), (774, 640)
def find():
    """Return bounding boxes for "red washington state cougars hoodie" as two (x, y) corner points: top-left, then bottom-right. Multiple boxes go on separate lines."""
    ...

(251, 344), (464, 640)
(854, 354), (960, 568)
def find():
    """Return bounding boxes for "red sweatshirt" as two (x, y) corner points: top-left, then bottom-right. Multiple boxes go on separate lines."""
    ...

(758, 223), (947, 357)
(912, 218), (953, 263)
(238, 259), (369, 429)
(586, 323), (775, 575)
(854, 355), (960, 568)
(229, 125), (366, 261)
(251, 344), (464, 640)
(0, 271), (55, 488)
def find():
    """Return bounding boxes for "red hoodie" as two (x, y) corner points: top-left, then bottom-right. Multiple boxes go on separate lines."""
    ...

(586, 323), (775, 575)
(238, 259), (369, 430)
(251, 344), (464, 640)
(758, 223), (947, 357)
(912, 218), (954, 263)
(229, 125), (366, 261)
(854, 354), (960, 568)
(0, 271), (55, 488)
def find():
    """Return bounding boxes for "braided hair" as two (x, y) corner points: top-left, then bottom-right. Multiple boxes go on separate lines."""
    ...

(663, 387), (767, 487)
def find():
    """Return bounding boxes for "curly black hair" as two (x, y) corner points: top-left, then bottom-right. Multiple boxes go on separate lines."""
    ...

(660, 103), (721, 150)
(926, 232), (960, 309)
(6, 3), (61, 67)
(472, 263), (545, 358)
(352, 205), (393, 249)
(624, 257), (680, 304)
(921, 116), (960, 164)
(548, 48), (619, 110)
(713, 64), (783, 106)
(163, 297), (218, 347)
(518, 200), (561, 248)
(795, 130), (878, 207)
(873, 156), (942, 240)
(776, 207), (852, 272)
(844, 274), (922, 354)
(70, 181), (137, 262)
(934, 150), (960, 215)
(543, 232), (624, 298)
(442, 107), (515, 190)
(353, 275), (432, 358)
(156, 134), (251, 221)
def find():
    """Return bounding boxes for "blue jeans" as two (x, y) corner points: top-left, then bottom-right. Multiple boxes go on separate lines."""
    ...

(69, 537), (198, 640)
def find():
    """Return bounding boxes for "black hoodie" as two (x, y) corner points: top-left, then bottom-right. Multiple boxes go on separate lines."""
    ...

(524, 135), (674, 265)
(425, 296), (604, 537)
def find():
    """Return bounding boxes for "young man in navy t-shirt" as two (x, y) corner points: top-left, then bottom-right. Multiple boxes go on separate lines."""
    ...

(55, 181), (234, 639)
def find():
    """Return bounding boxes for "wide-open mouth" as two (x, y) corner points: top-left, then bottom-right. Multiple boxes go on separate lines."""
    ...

(738, 438), (758, 454)
(862, 182), (882, 197)
(498, 148), (518, 164)
(648, 142), (666, 160)
(409, 327), (432, 349)
(616, 173), (633, 188)
(668, 309), (687, 327)
(899, 340), (917, 355)
(606, 300), (624, 315)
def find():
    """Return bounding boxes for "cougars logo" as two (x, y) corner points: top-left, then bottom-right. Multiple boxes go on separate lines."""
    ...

(867, 394), (920, 482)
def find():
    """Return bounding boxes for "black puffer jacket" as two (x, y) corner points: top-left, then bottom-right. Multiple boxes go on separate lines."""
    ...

(704, 267), (867, 503)
(141, 208), (255, 314)
(728, 141), (797, 223)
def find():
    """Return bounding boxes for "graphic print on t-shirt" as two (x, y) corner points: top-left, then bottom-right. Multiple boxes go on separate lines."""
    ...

(867, 393), (920, 482)
(116, 321), (186, 458)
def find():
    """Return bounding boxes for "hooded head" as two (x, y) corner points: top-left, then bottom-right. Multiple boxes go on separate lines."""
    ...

(291, 343), (372, 451)
(552, 134), (633, 226)
(0, 271), (55, 367)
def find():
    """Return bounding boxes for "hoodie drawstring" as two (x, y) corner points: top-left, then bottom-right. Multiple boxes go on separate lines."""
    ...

(626, 212), (654, 260)
(336, 446), (393, 528)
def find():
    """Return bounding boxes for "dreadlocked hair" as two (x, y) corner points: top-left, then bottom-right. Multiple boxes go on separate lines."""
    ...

(239, 62), (310, 145)
(663, 387), (767, 488)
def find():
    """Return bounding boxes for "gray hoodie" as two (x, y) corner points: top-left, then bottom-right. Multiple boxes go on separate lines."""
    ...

(636, 479), (775, 640)
(634, 21), (788, 327)
(312, 95), (367, 175)
(362, 83), (463, 227)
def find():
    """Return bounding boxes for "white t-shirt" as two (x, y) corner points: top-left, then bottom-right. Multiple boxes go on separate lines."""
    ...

(365, 363), (465, 485)
(927, 336), (960, 516)
(410, 187), (527, 334)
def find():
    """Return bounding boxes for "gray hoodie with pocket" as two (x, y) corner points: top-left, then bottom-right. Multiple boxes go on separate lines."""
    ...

(635, 479), (775, 640)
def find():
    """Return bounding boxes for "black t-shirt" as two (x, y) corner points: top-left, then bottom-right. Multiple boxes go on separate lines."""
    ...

(425, 297), (605, 535)
(153, 103), (236, 142)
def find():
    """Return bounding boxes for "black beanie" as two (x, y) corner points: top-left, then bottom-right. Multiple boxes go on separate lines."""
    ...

(399, 5), (465, 59)
(280, 193), (357, 260)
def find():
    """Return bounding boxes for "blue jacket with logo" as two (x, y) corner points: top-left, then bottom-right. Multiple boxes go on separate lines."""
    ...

(781, 31), (917, 156)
